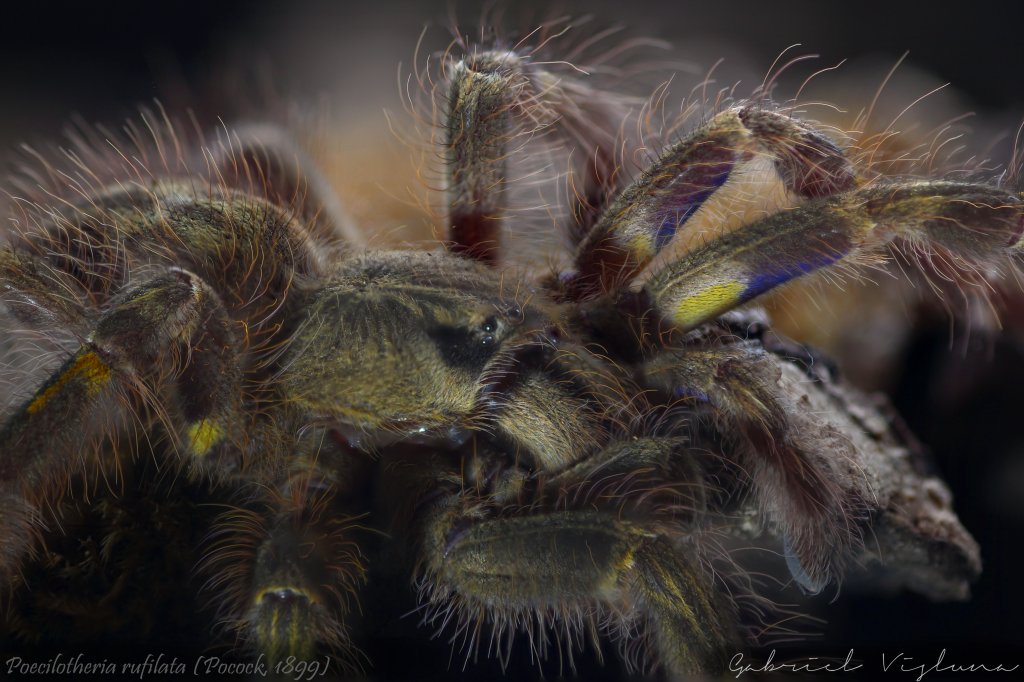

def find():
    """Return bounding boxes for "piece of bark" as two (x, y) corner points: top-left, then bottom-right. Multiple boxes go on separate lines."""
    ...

(756, 327), (982, 600)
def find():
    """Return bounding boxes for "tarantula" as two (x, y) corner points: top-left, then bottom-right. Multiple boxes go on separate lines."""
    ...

(0, 31), (1017, 680)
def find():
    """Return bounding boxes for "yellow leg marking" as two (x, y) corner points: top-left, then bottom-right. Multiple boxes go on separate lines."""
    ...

(599, 545), (638, 596)
(673, 281), (745, 328)
(657, 563), (699, 626)
(255, 587), (316, 659)
(616, 546), (636, 573)
(289, 608), (301, 657)
(626, 231), (657, 264)
(26, 350), (112, 415)
(186, 420), (225, 457)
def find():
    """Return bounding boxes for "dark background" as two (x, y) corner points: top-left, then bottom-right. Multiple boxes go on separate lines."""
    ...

(2, 1), (1023, 679)
(3, 1), (1024, 148)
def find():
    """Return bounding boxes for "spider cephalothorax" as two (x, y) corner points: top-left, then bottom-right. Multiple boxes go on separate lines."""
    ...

(0, 28), (1015, 680)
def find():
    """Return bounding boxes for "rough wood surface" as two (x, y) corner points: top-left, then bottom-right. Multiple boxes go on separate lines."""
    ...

(761, 327), (982, 600)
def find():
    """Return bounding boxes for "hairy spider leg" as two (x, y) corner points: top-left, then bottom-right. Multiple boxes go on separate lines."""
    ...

(644, 182), (1024, 330)
(565, 106), (858, 298)
(212, 123), (365, 249)
(202, 452), (369, 671)
(645, 341), (864, 591)
(444, 50), (629, 262)
(0, 181), (345, 596)
(418, 434), (737, 679)
(0, 249), (90, 331)
(3, 180), (342, 433)
(445, 51), (523, 262)
(478, 341), (619, 472)
(0, 269), (242, 578)
(405, 437), (734, 678)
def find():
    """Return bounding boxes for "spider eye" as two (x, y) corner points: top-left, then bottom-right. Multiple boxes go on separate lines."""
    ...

(480, 316), (499, 345)
(428, 318), (502, 370)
